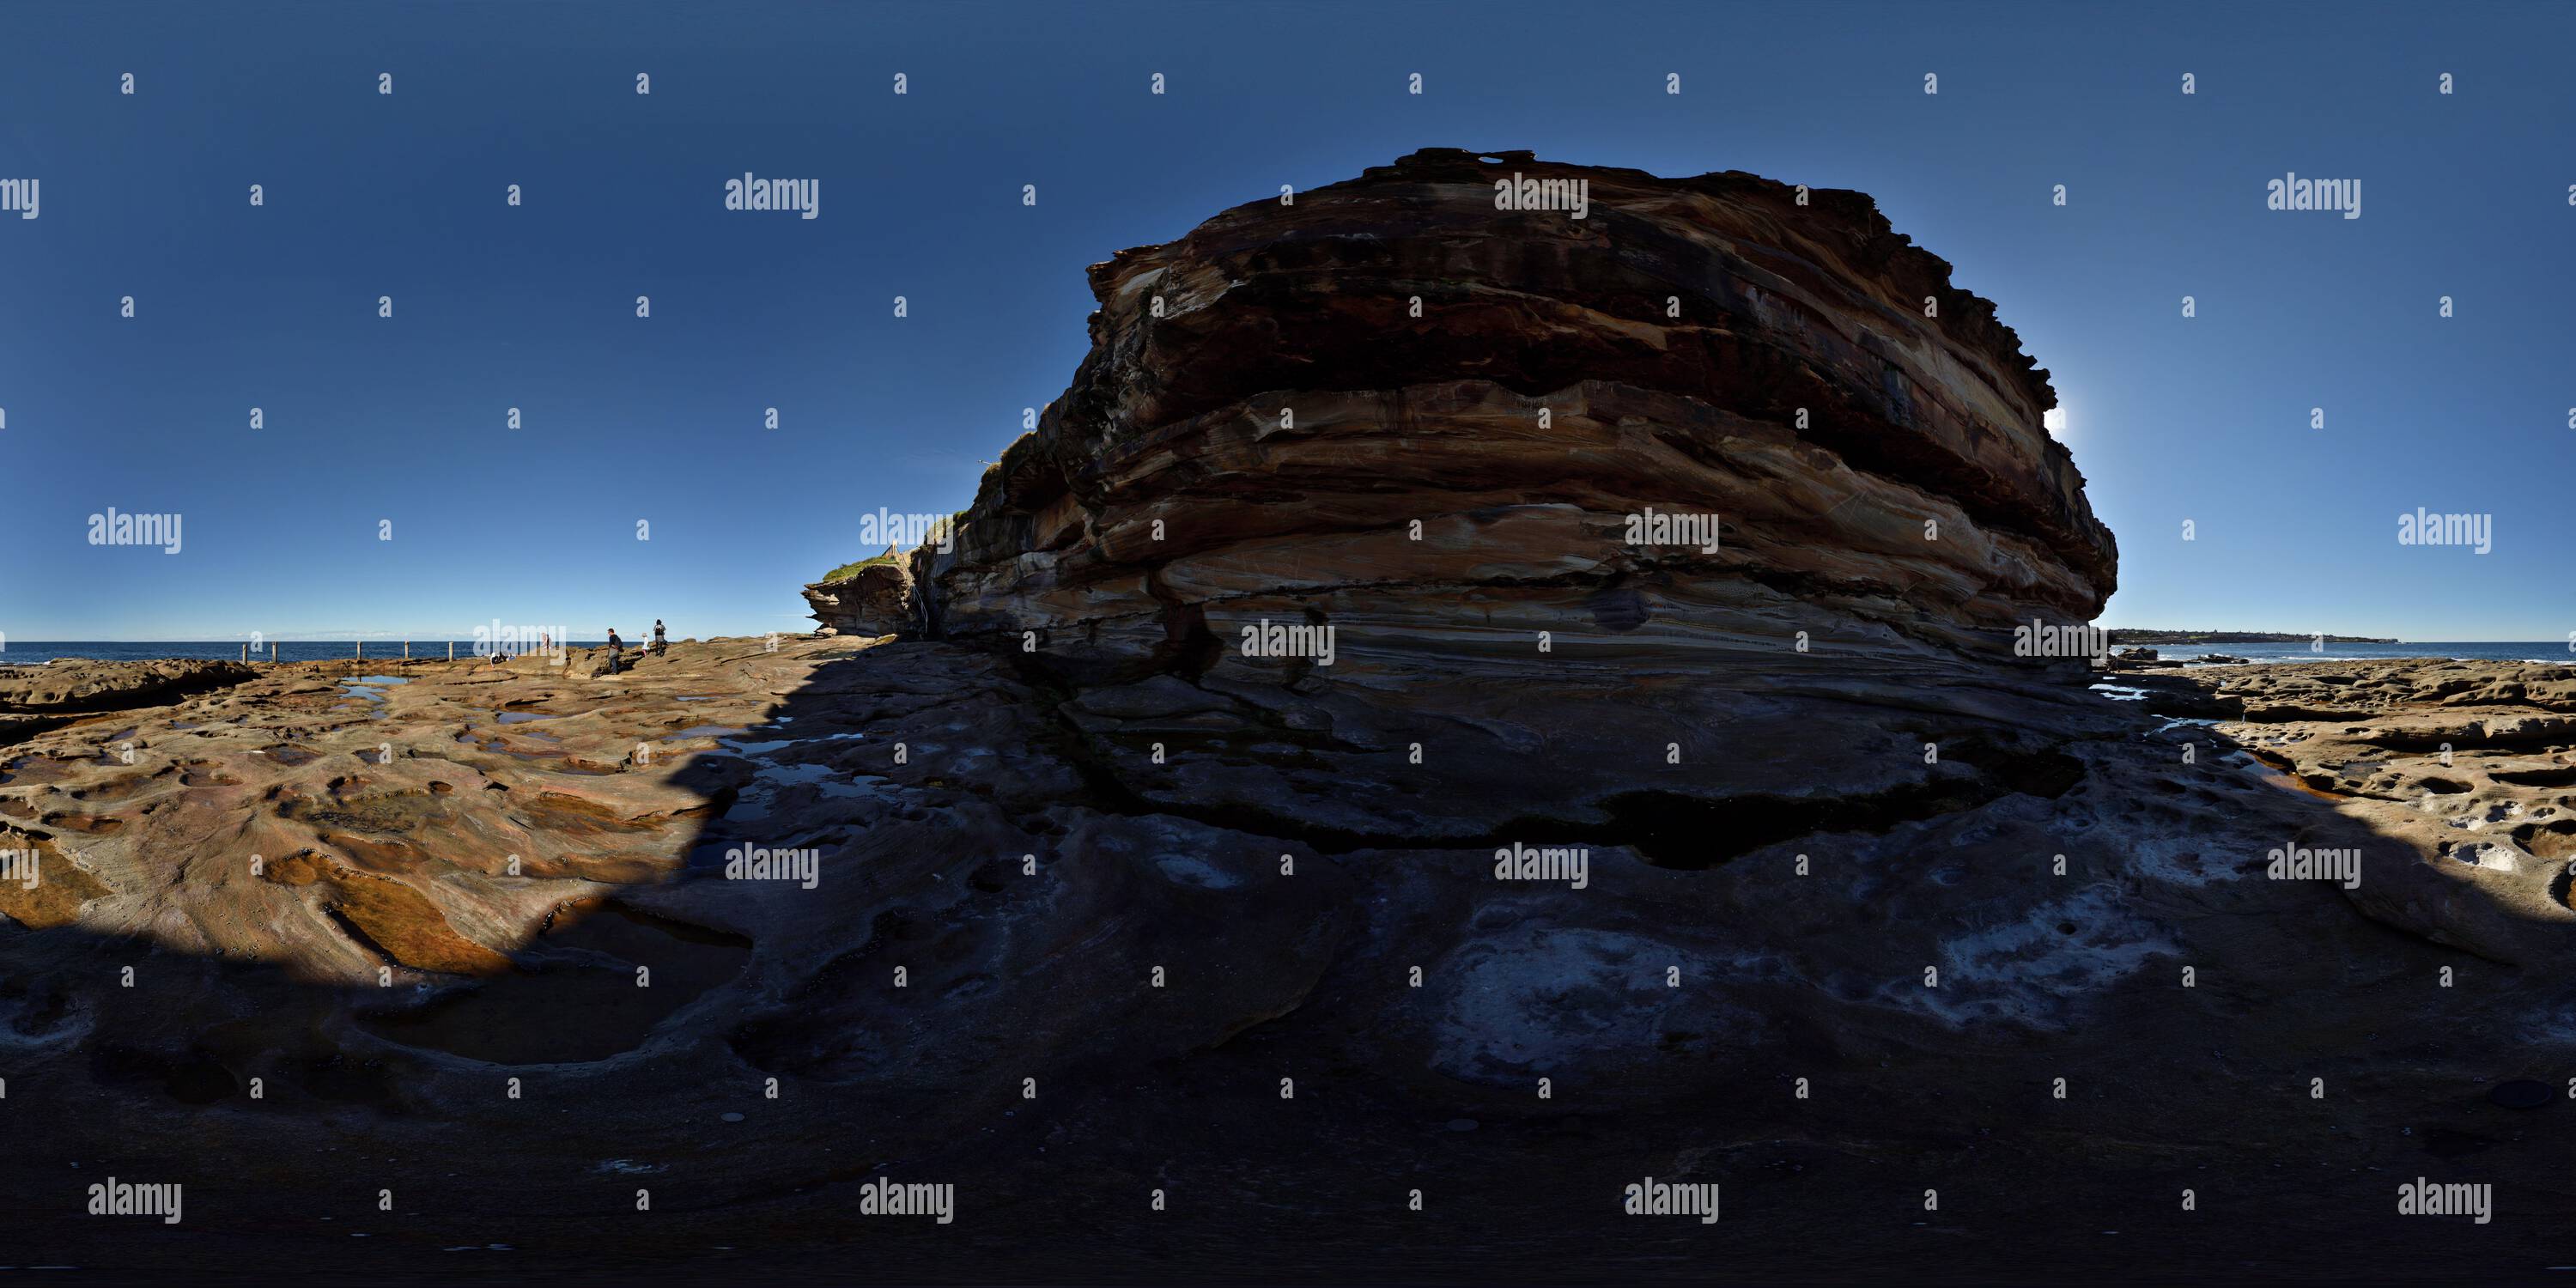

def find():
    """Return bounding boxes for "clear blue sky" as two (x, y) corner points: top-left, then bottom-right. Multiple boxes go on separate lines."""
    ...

(1, 0), (2567, 641)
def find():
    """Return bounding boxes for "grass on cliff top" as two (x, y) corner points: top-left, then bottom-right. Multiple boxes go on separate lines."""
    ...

(818, 511), (969, 582)
(819, 552), (901, 583)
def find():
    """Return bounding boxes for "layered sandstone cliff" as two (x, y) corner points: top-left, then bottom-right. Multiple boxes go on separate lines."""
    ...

(872, 148), (2119, 846)
(914, 146), (2112, 662)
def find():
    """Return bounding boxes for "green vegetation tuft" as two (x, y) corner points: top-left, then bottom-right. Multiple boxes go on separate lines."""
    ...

(819, 551), (901, 582)
(817, 512), (969, 582)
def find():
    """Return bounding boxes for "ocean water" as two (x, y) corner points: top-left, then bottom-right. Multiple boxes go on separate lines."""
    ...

(4, 639), (2565, 667)
(0, 641), (607, 665)
(2136, 641), (2573, 665)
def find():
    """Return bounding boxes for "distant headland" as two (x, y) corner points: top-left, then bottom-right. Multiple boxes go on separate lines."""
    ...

(2109, 629), (2398, 644)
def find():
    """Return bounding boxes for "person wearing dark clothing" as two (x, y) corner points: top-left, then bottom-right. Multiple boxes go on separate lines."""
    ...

(605, 628), (624, 674)
(652, 620), (668, 654)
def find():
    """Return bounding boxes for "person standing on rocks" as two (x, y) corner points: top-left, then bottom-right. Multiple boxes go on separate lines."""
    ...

(653, 619), (667, 655)
(605, 627), (624, 674)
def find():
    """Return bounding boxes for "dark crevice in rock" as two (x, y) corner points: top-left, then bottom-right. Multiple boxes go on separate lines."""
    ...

(0, 661), (256, 718)
(1600, 746), (2086, 869)
(1009, 652), (2089, 863)
(2494, 765), (2576, 788)
(1145, 568), (1227, 682)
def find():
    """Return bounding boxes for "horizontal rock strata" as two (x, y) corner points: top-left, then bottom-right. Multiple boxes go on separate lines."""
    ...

(878, 148), (2118, 848)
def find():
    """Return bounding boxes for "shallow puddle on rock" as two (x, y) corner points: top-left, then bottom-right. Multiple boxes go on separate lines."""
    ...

(339, 683), (395, 718)
(0, 756), (75, 786)
(723, 762), (893, 822)
(2153, 716), (2221, 734)
(88, 727), (143, 765)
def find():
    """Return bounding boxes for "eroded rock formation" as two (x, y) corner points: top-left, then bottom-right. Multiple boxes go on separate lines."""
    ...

(881, 147), (2118, 850)
(0, 658), (256, 744)
(2120, 657), (2576, 965)
(11, 153), (2576, 1279)
(802, 555), (917, 637)
(927, 146), (2109, 641)
(0, 658), (252, 715)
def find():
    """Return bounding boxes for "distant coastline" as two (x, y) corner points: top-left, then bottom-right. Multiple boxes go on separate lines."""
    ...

(0, 641), (614, 666)
(2108, 629), (2399, 645)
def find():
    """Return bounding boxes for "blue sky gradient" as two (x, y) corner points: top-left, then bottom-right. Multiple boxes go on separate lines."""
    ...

(1, 0), (2567, 641)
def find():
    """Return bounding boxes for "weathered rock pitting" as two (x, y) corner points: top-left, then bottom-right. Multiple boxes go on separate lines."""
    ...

(0, 659), (255, 714)
(0, 658), (256, 744)
(2141, 658), (2576, 965)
